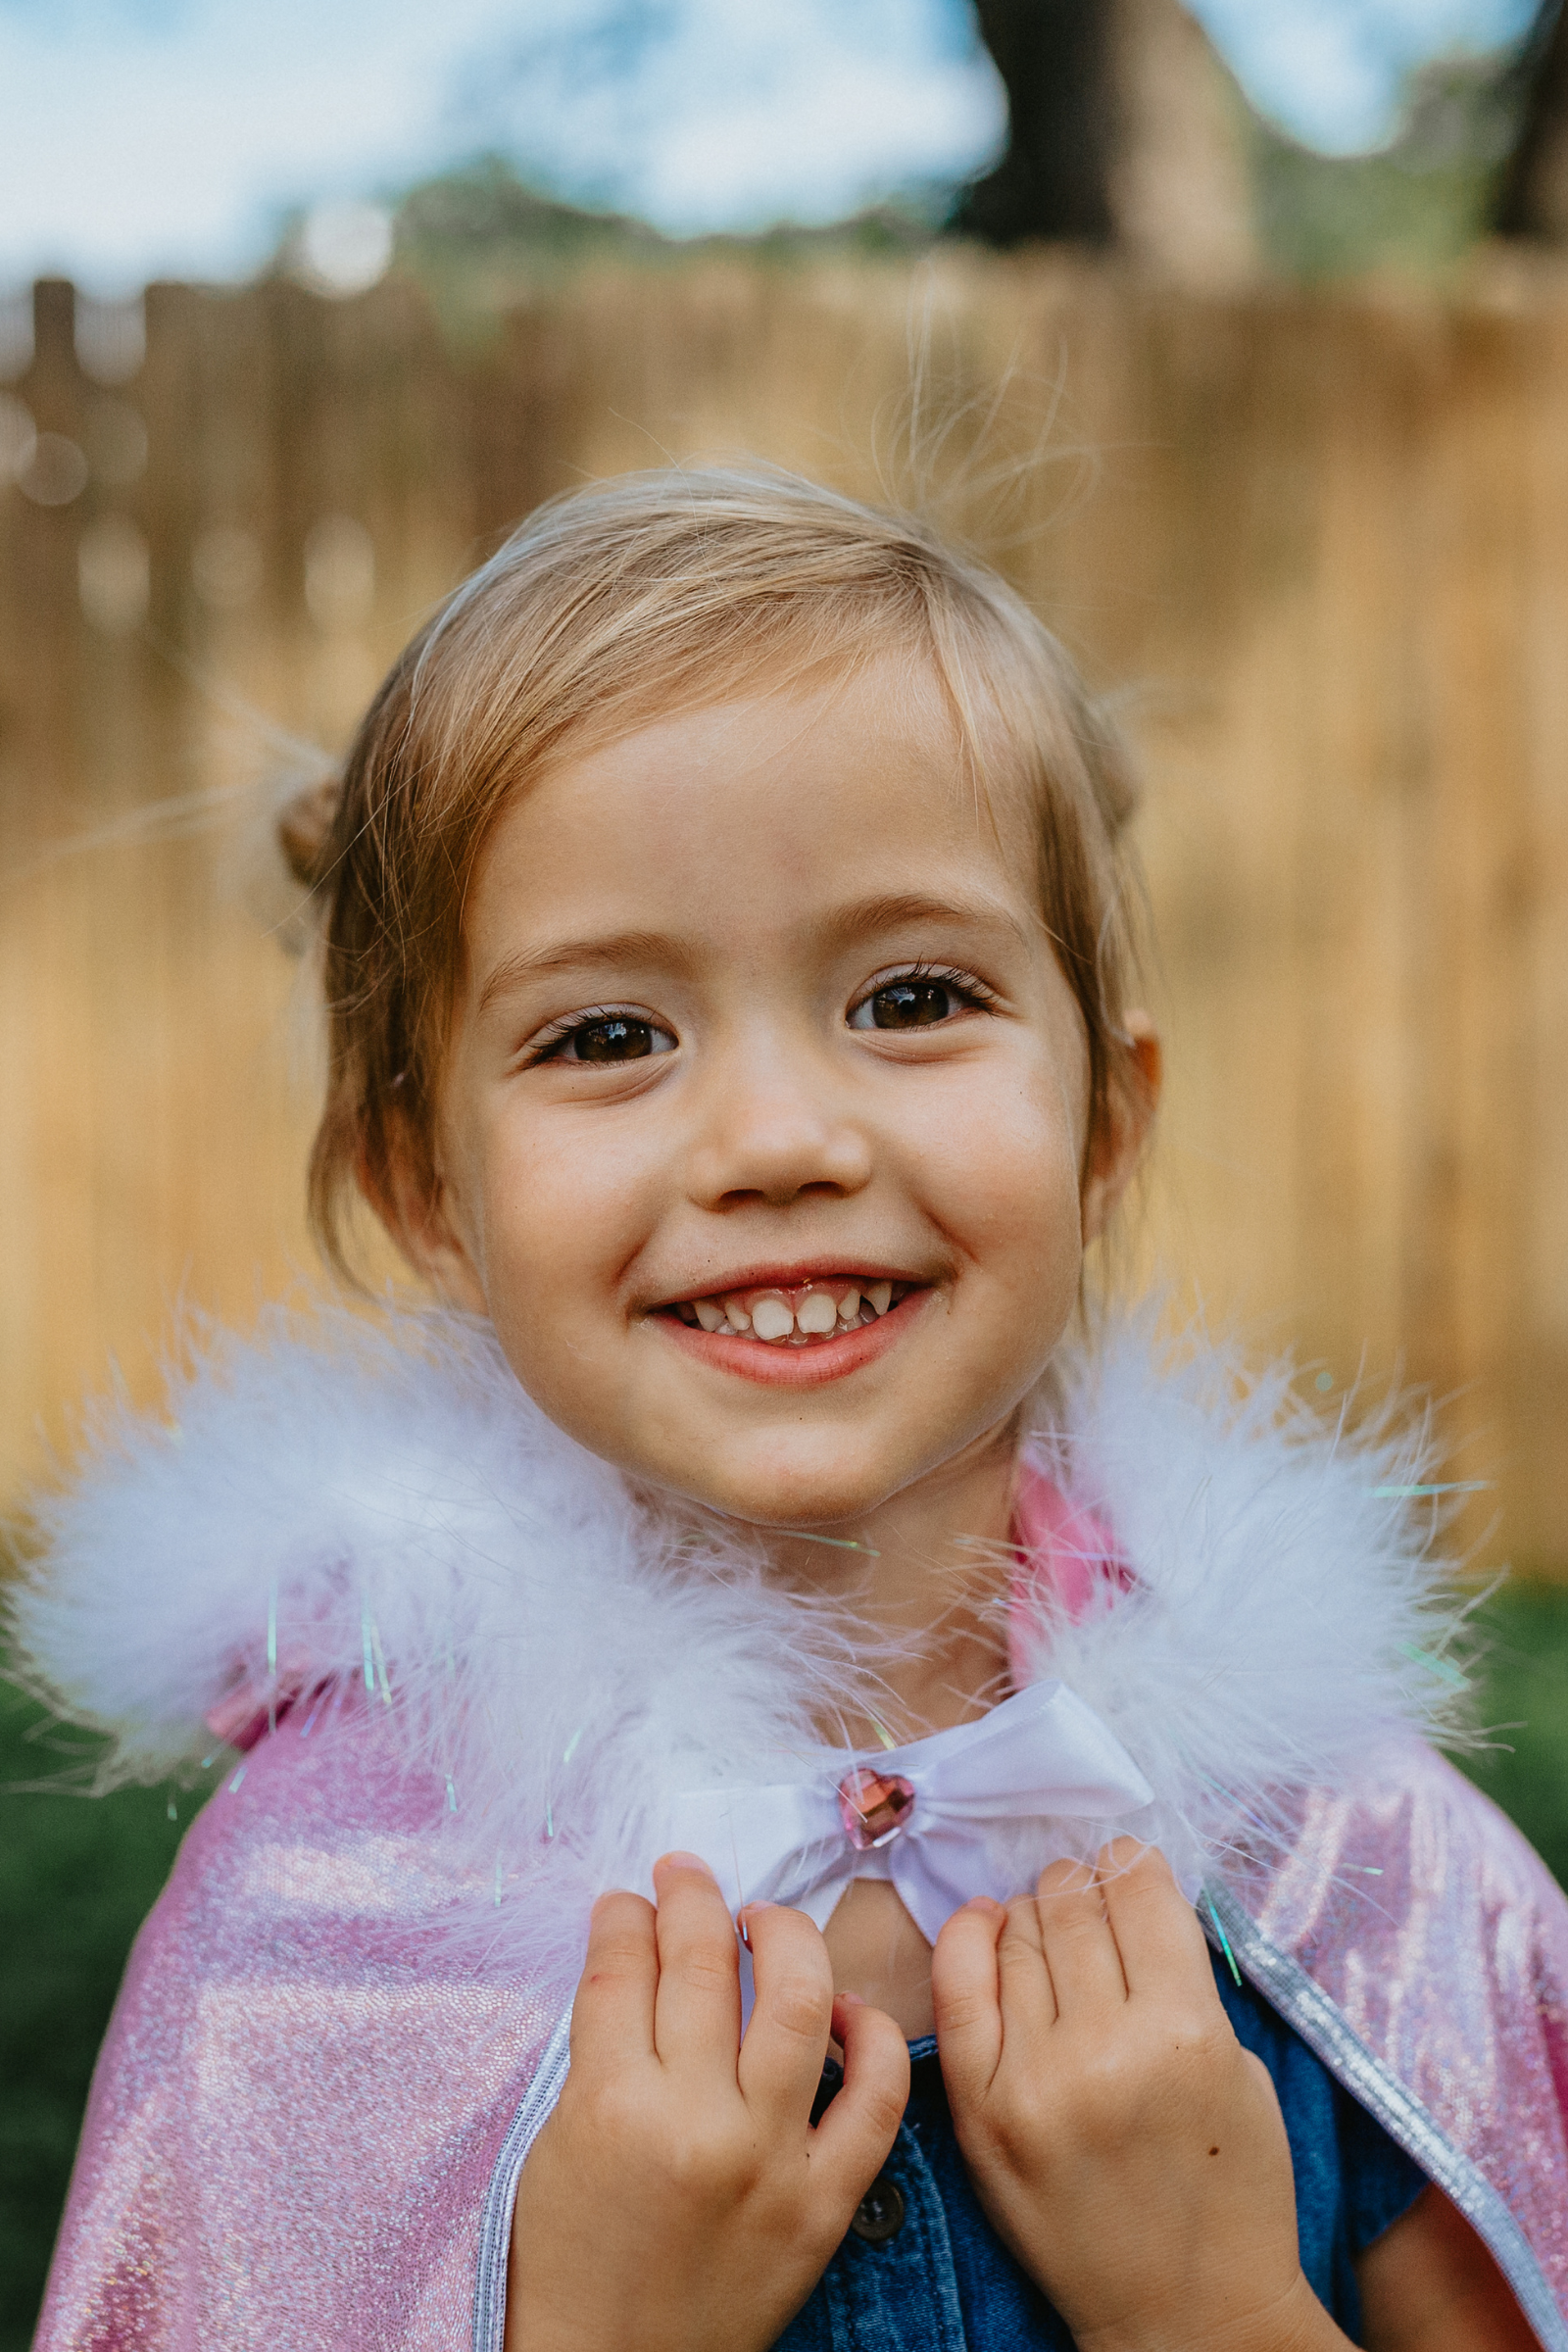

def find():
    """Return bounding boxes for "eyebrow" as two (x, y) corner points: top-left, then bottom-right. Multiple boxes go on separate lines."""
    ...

(813, 891), (1035, 956)
(476, 930), (692, 1014)
(474, 893), (1033, 1015)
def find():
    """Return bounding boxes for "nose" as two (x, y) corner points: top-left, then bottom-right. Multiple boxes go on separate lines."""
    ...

(684, 1036), (873, 1210)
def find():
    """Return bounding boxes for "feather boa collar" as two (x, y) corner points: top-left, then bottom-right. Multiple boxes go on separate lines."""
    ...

(9, 1305), (1471, 1968)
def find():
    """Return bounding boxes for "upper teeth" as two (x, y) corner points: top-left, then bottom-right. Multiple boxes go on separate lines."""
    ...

(751, 1296), (796, 1342)
(671, 1278), (909, 1342)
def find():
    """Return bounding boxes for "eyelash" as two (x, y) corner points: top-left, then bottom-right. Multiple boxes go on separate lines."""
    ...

(522, 962), (1000, 1065)
(848, 961), (1000, 1023)
(523, 1005), (669, 1065)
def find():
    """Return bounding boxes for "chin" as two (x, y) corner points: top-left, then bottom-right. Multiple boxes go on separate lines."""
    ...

(663, 1441), (922, 1533)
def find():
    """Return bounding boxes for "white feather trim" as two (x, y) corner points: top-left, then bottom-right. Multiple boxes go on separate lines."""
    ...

(6, 1303), (1472, 1970)
(1012, 1325), (1473, 1892)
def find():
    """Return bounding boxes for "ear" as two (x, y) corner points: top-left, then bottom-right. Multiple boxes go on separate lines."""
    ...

(1081, 1009), (1161, 1245)
(358, 1127), (489, 1315)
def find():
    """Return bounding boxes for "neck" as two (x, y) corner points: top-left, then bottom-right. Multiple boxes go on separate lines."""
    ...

(746, 1420), (1022, 1745)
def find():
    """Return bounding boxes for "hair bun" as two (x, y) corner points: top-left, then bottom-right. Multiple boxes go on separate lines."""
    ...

(276, 772), (343, 889)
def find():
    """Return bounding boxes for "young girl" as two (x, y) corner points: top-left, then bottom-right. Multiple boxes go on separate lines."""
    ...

(15, 468), (1568, 2352)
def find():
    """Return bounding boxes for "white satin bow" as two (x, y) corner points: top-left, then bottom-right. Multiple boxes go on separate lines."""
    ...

(664, 1678), (1155, 1947)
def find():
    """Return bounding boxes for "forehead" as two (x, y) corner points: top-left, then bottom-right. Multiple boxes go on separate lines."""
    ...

(465, 655), (1039, 950)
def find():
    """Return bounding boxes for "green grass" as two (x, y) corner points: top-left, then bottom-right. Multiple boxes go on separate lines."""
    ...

(3, 1586), (1567, 2346)
(0, 1684), (190, 2351)
(1457, 1582), (1568, 1890)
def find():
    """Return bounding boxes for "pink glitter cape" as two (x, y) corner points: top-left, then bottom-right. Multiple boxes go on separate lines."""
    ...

(18, 1319), (1568, 2351)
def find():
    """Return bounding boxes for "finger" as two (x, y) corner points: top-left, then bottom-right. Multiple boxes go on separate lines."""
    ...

(996, 1889), (1059, 2044)
(572, 1888), (659, 2070)
(809, 1993), (909, 2209)
(1096, 1840), (1217, 2000)
(650, 1851), (743, 2082)
(931, 1896), (1006, 2105)
(1033, 1852), (1128, 2016)
(735, 1901), (836, 2128)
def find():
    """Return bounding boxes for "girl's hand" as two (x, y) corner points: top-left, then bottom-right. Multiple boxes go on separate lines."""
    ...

(931, 1840), (1347, 2352)
(506, 1853), (909, 2352)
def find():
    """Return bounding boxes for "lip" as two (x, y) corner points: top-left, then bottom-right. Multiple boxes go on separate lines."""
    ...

(651, 1285), (928, 1387)
(653, 1259), (919, 1308)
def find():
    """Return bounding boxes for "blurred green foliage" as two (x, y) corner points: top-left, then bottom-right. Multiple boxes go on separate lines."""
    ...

(353, 155), (943, 346)
(1249, 53), (1526, 281)
(367, 39), (1534, 318)
(3, 1581), (1567, 2346)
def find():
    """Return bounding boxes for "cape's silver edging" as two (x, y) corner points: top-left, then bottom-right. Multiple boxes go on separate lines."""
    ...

(473, 2002), (574, 2352)
(1203, 1882), (1566, 2352)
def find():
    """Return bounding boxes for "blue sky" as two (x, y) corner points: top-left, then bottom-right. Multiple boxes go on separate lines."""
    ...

(0, 0), (1542, 292)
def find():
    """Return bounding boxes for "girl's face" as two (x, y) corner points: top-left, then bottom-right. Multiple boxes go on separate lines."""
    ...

(418, 655), (1140, 1529)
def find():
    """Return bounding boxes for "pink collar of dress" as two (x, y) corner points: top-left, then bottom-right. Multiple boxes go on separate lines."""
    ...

(1006, 1464), (1128, 1680)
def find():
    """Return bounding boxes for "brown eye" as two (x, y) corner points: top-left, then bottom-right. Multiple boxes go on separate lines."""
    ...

(567, 1017), (659, 1061)
(866, 981), (953, 1029)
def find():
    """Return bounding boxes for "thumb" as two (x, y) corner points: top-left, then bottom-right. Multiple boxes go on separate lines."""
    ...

(808, 1994), (907, 2210)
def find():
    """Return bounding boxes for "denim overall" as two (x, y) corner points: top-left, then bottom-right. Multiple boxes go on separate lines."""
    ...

(774, 1952), (1426, 2350)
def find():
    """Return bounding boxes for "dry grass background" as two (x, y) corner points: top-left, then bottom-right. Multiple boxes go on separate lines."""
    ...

(3, 254), (1566, 1559)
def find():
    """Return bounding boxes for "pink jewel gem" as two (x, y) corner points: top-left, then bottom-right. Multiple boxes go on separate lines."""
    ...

(838, 1767), (916, 1850)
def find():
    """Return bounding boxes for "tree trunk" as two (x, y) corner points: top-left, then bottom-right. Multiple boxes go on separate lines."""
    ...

(951, 0), (1117, 245)
(950, 0), (1258, 287)
(1496, 1), (1568, 238)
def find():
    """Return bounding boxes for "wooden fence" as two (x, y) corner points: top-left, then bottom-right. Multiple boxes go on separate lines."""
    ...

(2, 257), (1565, 1560)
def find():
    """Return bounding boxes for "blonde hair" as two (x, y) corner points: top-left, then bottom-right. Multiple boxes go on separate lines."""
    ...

(281, 466), (1148, 1275)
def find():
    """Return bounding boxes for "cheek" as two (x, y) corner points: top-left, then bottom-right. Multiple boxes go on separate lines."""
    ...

(916, 1062), (1085, 1282)
(469, 1130), (643, 1435)
(470, 1103), (665, 1332)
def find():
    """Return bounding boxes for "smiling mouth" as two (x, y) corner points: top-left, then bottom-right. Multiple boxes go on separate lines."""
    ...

(661, 1277), (916, 1348)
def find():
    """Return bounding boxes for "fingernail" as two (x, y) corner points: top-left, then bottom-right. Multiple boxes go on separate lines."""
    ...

(736, 1899), (773, 1948)
(836, 1989), (865, 2007)
(967, 1896), (1006, 1916)
(657, 1850), (714, 1875)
